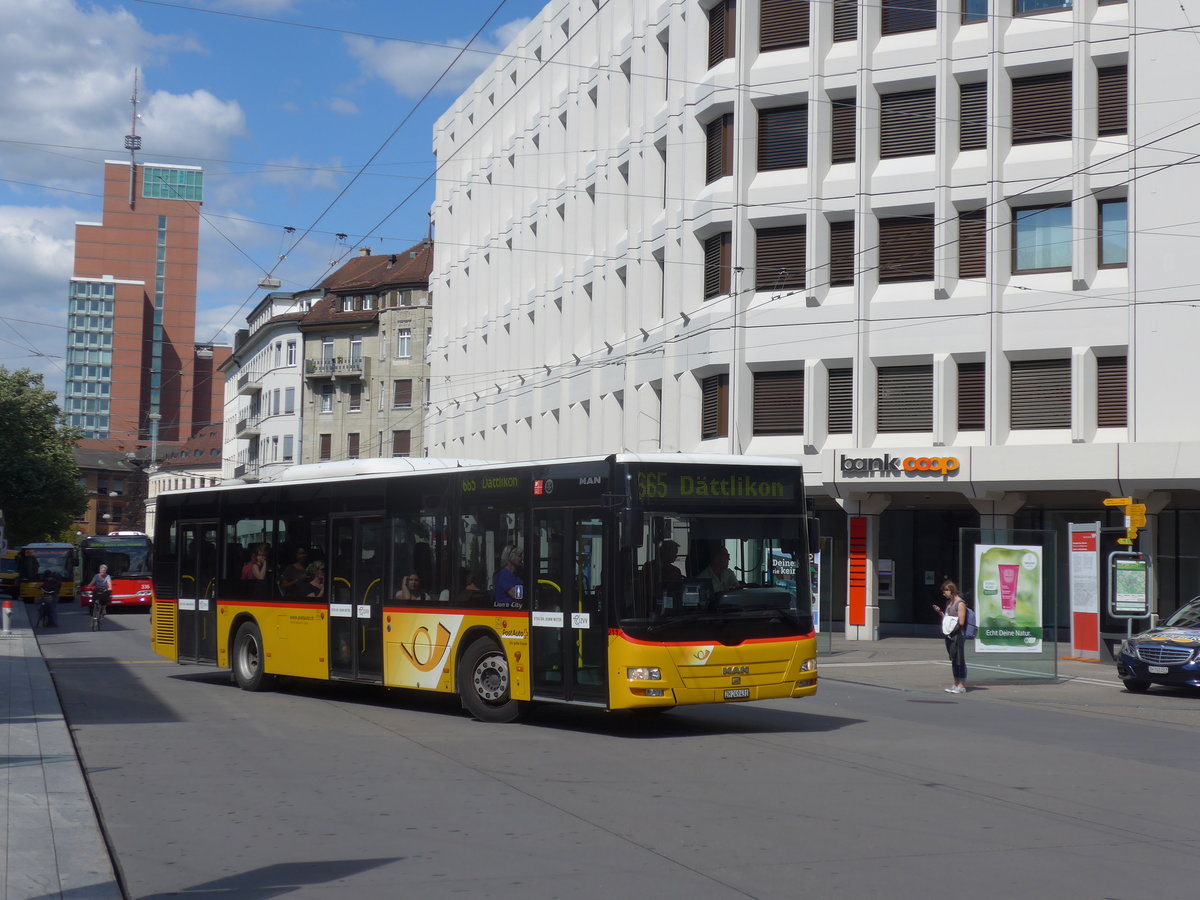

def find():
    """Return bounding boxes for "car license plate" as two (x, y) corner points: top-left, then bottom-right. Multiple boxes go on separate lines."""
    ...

(724, 688), (750, 700)
(1149, 665), (1169, 674)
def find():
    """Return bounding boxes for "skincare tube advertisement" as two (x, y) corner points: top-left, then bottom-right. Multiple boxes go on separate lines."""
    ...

(997, 564), (1019, 618)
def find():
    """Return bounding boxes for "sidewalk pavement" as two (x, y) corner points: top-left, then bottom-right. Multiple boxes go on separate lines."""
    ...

(1, 599), (121, 900)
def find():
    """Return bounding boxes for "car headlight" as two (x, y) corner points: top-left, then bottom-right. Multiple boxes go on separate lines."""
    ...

(627, 667), (661, 681)
(1119, 640), (1139, 660)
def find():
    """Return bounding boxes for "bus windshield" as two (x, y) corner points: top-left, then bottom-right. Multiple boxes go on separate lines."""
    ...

(21, 547), (73, 580)
(81, 537), (153, 582)
(621, 513), (811, 643)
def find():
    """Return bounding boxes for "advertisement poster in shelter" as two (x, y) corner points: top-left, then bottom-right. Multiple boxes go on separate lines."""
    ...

(974, 544), (1043, 653)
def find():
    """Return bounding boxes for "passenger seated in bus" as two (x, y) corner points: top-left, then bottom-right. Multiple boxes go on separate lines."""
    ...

(393, 572), (431, 603)
(241, 544), (268, 582)
(279, 547), (311, 597)
(493, 546), (525, 609)
(305, 561), (326, 598)
(698, 547), (740, 594)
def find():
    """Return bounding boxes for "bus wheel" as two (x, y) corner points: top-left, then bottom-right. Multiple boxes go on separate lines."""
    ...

(459, 637), (519, 723)
(232, 621), (271, 692)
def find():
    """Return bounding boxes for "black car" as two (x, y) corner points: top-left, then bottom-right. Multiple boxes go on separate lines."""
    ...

(1116, 598), (1200, 692)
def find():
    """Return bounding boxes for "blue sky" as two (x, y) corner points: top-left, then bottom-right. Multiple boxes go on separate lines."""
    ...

(0, 0), (547, 396)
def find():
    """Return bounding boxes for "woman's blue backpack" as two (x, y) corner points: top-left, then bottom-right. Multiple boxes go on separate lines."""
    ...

(964, 605), (978, 639)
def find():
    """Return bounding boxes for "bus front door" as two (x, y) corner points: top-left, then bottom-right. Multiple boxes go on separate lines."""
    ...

(530, 510), (607, 705)
(177, 521), (219, 665)
(329, 515), (386, 683)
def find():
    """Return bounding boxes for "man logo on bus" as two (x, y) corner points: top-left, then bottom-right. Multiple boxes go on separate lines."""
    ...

(399, 622), (453, 672)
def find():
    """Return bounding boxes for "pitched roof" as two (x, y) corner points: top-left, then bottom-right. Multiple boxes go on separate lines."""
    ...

(317, 239), (433, 292)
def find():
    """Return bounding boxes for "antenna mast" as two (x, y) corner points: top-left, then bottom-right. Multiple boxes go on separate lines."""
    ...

(125, 68), (142, 209)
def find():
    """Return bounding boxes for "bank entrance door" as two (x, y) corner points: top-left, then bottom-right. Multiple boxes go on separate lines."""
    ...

(530, 509), (608, 705)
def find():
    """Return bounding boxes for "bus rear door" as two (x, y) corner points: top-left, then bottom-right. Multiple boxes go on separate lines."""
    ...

(177, 522), (220, 665)
(530, 509), (608, 705)
(329, 515), (386, 683)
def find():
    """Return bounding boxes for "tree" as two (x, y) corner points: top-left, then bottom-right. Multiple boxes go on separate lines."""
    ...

(0, 368), (89, 545)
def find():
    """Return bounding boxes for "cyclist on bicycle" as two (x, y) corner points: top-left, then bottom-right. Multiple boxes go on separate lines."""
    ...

(39, 570), (62, 627)
(87, 564), (113, 630)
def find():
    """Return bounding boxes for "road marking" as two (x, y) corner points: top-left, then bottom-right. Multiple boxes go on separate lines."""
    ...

(48, 659), (175, 666)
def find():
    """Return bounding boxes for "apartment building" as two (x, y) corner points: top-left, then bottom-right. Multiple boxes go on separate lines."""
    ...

(220, 291), (308, 482)
(427, 0), (1200, 639)
(300, 243), (434, 464)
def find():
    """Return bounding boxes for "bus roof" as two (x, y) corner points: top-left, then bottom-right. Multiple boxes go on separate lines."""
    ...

(159, 453), (803, 496)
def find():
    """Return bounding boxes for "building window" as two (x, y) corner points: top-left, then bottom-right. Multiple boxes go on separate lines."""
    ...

(1097, 355), (1127, 427)
(1015, 0), (1071, 14)
(753, 370), (804, 435)
(758, 104), (808, 171)
(708, 0), (735, 68)
(959, 82), (987, 151)
(1012, 71), (1072, 145)
(397, 327), (412, 358)
(705, 113), (734, 184)
(880, 88), (936, 158)
(1097, 65), (1127, 136)
(755, 225), (806, 292)
(882, 0), (936, 35)
(833, 0), (856, 41)
(349, 382), (362, 412)
(319, 433), (332, 460)
(272, 388), (281, 416)
(877, 365), (933, 433)
(284, 387), (295, 415)
(392, 430), (411, 458)
(957, 362), (985, 431)
(962, 0), (988, 22)
(1013, 204), (1072, 273)
(286, 341), (296, 366)
(878, 216), (934, 283)
(320, 384), (334, 413)
(393, 379), (413, 409)
(283, 435), (294, 461)
(760, 0), (808, 51)
(321, 336), (334, 361)
(347, 433), (360, 459)
(959, 209), (987, 279)
(1099, 199), (1128, 268)
(1011, 358), (1070, 429)
(274, 342), (282, 368)
(829, 221), (856, 287)
(704, 232), (732, 299)
(701, 374), (729, 439)
(350, 335), (362, 362)
(827, 367), (853, 434)
(831, 97), (856, 164)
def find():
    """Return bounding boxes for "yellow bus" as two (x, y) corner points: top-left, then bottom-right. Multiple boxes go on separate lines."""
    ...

(150, 454), (818, 721)
(18, 542), (76, 602)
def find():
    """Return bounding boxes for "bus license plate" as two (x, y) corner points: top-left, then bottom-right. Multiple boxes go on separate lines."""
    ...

(724, 688), (750, 700)
(1149, 666), (1169, 674)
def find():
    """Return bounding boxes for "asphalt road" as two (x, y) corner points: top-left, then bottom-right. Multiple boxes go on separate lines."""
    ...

(37, 605), (1200, 900)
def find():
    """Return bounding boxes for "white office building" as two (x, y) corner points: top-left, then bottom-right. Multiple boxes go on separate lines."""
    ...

(428, 0), (1200, 640)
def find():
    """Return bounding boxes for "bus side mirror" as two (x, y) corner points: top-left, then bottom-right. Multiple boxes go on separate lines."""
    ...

(621, 510), (644, 549)
(807, 517), (820, 556)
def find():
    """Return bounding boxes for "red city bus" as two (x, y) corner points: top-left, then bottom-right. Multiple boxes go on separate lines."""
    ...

(79, 532), (154, 608)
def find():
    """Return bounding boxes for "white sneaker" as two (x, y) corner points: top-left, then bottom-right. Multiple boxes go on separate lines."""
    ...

(944, 686), (958, 693)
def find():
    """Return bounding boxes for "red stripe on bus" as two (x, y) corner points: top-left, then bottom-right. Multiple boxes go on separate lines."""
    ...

(611, 628), (814, 647)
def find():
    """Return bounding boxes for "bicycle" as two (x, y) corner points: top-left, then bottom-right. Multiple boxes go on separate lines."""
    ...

(35, 590), (55, 628)
(90, 591), (110, 631)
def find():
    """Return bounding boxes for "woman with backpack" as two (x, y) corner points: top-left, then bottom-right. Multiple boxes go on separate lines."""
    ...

(933, 580), (969, 694)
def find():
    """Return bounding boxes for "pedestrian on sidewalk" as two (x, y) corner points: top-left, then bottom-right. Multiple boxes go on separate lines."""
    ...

(933, 580), (968, 693)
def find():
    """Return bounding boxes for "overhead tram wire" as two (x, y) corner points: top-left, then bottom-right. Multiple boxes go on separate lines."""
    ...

(205, 0), (515, 346)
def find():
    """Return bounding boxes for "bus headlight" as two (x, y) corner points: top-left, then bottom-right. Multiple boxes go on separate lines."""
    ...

(627, 667), (661, 681)
(800, 657), (817, 672)
(137, 589), (153, 598)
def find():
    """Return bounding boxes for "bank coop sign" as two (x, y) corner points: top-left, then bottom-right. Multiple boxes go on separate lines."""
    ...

(840, 453), (960, 477)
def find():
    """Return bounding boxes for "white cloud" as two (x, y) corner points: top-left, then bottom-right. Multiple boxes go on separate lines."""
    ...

(327, 97), (359, 116)
(345, 16), (534, 99)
